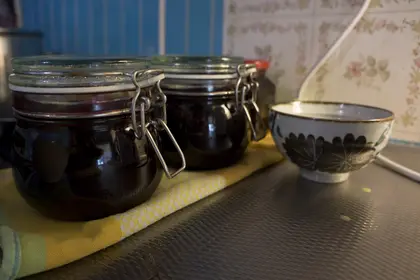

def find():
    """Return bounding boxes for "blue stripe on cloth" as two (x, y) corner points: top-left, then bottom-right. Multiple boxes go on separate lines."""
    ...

(0, 226), (21, 280)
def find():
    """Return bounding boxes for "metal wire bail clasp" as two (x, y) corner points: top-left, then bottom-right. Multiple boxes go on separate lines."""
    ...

(235, 65), (267, 142)
(131, 71), (152, 139)
(131, 69), (186, 179)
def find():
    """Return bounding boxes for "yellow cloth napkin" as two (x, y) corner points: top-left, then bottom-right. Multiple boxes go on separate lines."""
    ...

(0, 135), (282, 279)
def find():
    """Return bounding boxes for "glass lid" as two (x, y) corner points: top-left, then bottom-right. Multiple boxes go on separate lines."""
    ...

(150, 55), (256, 79)
(8, 55), (162, 93)
(11, 55), (149, 74)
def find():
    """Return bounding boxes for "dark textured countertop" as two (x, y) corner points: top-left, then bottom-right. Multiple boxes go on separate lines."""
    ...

(26, 145), (420, 280)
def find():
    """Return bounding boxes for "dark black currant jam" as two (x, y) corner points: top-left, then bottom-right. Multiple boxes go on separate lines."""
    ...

(0, 121), (16, 168)
(161, 95), (249, 170)
(11, 115), (162, 221)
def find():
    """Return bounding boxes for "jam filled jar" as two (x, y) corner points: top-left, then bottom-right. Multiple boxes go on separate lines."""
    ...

(150, 56), (267, 170)
(8, 56), (185, 221)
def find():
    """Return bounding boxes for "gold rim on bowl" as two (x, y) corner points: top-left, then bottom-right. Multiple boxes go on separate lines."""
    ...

(269, 101), (395, 124)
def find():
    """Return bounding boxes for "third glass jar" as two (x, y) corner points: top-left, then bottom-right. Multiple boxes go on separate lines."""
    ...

(150, 56), (267, 170)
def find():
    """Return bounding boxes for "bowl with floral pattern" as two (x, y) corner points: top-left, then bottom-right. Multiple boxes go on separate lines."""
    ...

(269, 101), (394, 183)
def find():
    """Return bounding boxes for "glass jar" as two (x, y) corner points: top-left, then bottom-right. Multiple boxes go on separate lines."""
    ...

(245, 59), (276, 126)
(7, 56), (185, 221)
(150, 56), (267, 170)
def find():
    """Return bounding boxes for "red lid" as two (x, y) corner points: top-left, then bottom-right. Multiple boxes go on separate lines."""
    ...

(245, 59), (270, 71)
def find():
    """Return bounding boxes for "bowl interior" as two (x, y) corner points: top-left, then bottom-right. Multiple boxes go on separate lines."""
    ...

(271, 101), (393, 122)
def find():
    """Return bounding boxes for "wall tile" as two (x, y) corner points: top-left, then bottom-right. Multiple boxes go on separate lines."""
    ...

(224, 17), (313, 102)
(224, 0), (317, 103)
(309, 14), (354, 97)
(368, 0), (420, 12)
(166, 0), (188, 54)
(188, 0), (212, 55)
(141, 0), (159, 55)
(213, 0), (224, 55)
(315, 0), (364, 15)
(123, 0), (143, 56)
(224, 0), (420, 143)
(104, 0), (123, 55)
(59, 0), (73, 54)
(49, 0), (61, 53)
(312, 15), (353, 59)
(20, 0), (224, 56)
(302, 11), (420, 143)
(316, 0), (420, 14)
(225, 0), (315, 17)
(20, 0), (39, 30)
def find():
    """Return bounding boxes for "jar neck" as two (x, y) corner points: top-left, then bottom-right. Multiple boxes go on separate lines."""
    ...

(11, 89), (163, 120)
(166, 93), (236, 100)
(14, 113), (133, 126)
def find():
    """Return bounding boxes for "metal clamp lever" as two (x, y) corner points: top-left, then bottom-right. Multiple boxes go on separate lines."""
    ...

(130, 69), (185, 179)
(146, 119), (186, 179)
(240, 86), (267, 141)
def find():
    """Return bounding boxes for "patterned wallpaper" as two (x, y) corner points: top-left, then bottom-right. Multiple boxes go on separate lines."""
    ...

(223, 0), (420, 144)
(19, 0), (224, 56)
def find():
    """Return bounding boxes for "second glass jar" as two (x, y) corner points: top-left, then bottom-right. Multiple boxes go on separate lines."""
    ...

(150, 56), (267, 170)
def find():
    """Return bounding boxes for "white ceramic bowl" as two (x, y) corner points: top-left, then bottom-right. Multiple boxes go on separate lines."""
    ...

(269, 101), (395, 183)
